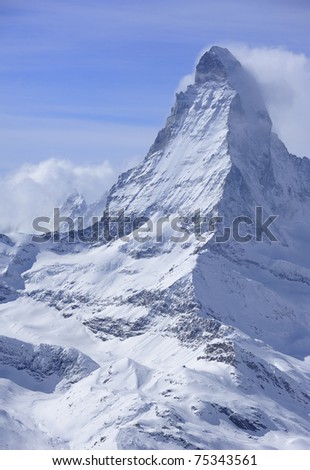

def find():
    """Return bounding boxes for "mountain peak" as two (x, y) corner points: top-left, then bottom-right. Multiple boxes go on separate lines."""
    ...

(195, 46), (241, 84)
(106, 46), (274, 216)
(195, 46), (268, 119)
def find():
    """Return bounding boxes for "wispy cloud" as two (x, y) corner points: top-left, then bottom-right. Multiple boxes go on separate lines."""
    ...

(230, 45), (310, 157)
(0, 158), (115, 233)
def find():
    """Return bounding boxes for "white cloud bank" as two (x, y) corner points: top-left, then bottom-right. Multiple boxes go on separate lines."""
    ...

(230, 45), (310, 158)
(177, 45), (310, 158)
(0, 159), (115, 234)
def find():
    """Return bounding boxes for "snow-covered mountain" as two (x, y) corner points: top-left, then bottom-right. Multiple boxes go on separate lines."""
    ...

(0, 46), (310, 450)
(59, 190), (108, 230)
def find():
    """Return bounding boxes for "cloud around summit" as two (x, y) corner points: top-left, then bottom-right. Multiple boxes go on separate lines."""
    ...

(230, 45), (310, 158)
(177, 45), (310, 158)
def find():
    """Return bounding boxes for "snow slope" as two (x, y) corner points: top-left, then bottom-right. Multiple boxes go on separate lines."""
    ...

(0, 46), (309, 450)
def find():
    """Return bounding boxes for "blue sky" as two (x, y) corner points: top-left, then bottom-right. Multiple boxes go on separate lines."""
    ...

(1, 0), (310, 175)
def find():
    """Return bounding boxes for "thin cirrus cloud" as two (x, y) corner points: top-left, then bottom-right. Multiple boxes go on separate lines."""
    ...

(0, 114), (158, 173)
(1, 1), (309, 75)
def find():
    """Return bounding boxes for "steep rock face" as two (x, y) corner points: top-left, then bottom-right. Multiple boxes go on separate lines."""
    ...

(106, 47), (273, 220)
(106, 50), (235, 216)
(106, 47), (310, 232)
(0, 335), (99, 392)
(0, 234), (38, 303)
(0, 46), (310, 450)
